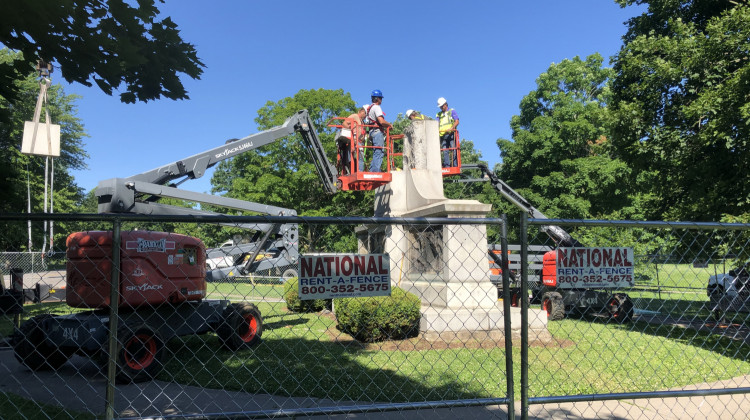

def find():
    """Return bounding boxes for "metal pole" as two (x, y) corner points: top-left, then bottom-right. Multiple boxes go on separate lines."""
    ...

(105, 218), (122, 420)
(10, 268), (23, 328)
(500, 215), (515, 420)
(520, 212), (529, 420)
(656, 259), (661, 300)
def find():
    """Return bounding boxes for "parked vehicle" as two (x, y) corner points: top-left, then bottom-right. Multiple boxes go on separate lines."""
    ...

(707, 260), (750, 320)
(708, 260), (750, 298)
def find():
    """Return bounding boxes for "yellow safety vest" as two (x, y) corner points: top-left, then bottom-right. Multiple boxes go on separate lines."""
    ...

(437, 108), (455, 134)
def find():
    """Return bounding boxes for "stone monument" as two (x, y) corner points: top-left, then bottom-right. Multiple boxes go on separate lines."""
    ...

(357, 119), (548, 340)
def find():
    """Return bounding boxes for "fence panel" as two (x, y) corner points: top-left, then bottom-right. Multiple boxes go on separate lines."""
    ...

(3, 213), (747, 419)
(523, 217), (750, 418)
(0, 214), (513, 419)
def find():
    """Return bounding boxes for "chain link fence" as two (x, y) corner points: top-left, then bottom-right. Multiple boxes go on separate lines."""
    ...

(522, 216), (750, 418)
(0, 213), (748, 419)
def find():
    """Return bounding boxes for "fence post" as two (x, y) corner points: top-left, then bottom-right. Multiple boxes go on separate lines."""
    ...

(520, 212), (529, 420)
(500, 215), (515, 420)
(10, 268), (23, 327)
(105, 218), (122, 420)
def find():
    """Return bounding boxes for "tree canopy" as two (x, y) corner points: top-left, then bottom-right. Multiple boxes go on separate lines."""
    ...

(0, 0), (203, 121)
(497, 54), (633, 220)
(611, 0), (750, 221)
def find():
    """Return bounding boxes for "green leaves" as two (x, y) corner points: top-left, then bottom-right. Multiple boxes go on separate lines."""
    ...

(610, 1), (750, 221)
(498, 53), (628, 220)
(0, 0), (204, 120)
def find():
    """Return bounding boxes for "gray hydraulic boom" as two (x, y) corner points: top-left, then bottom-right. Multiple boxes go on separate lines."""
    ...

(95, 109), (338, 279)
(461, 163), (581, 247)
(97, 109), (337, 215)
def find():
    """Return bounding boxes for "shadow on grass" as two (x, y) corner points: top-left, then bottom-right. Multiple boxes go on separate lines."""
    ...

(159, 325), (503, 405)
(262, 316), (309, 331)
(572, 303), (750, 365)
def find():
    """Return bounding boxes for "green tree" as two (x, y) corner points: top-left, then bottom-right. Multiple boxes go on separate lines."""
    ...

(211, 88), (372, 252)
(610, 0), (750, 221)
(0, 49), (88, 250)
(497, 54), (632, 220)
(0, 0), (203, 121)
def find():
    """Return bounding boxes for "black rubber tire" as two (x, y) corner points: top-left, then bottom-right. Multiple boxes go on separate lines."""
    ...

(510, 290), (521, 307)
(708, 286), (725, 322)
(115, 324), (165, 384)
(217, 303), (263, 350)
(281, 268), (298, 283)
(607, 293), (634, 323)
(541, 292), (565, 321)
(13, 314), (71, 371)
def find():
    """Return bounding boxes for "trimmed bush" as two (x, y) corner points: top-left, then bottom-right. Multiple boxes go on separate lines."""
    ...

(334, 287), (421, 343)
(283, 277), (330, 313)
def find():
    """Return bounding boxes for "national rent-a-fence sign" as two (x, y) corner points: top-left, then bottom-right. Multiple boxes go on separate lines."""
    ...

(298, 254), (391, 300)
(552, 247), (634, 289)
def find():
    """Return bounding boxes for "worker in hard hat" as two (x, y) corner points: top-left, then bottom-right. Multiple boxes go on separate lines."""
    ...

(406, 109), (427, 120)
(363, 90), (392, 172)
(436, 97), (459, 168)
(340, 106), (368, 174)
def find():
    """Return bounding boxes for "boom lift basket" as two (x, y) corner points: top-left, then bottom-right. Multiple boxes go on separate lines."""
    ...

(441, 129), (462, 177)
(329, 117), (392, 191)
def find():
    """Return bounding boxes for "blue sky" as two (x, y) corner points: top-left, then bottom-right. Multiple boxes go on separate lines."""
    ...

(62, 1), (645, 194)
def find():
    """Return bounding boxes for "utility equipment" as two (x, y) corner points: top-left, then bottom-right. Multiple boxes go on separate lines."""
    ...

(463, 163), (634, 322)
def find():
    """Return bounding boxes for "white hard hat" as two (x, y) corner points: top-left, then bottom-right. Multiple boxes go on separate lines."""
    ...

(361, 105), (369, 111)
(437, 97), (447, 107)
(406, 109), (415, 118)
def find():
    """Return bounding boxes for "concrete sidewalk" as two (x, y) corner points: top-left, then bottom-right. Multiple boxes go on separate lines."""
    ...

(0, 348), (748, 419)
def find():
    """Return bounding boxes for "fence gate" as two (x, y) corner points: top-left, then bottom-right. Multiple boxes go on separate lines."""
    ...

(521, 215), (750, 419)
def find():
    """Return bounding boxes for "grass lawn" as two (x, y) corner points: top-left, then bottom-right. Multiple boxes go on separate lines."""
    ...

(157, 298), (750, 402)
(0, 392), (93, 420)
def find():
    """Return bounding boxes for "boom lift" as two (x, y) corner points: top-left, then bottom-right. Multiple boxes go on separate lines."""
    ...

(97, 109), (339, 280)
(463, 164), (634, 322)
(12, 110), (349, 383)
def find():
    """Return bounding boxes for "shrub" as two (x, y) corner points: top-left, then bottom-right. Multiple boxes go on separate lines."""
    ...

(283, 277), (330, 313)
(334, 287), (421, 343)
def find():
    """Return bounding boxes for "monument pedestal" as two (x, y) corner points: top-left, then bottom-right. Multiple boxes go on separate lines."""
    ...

(358, 120), (548, 341)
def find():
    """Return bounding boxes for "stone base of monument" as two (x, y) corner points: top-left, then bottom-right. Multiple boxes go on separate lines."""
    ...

(400, 279), (551, 342)
(418, 306), (551, 342)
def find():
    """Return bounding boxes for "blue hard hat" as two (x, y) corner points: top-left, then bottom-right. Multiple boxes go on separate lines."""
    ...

(371, 89), (384, 98)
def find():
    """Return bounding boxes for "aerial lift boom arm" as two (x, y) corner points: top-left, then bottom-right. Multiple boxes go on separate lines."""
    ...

(96, 109), (337, 215)
(462, 163), (581, 247)
(95, 109), (338, 278)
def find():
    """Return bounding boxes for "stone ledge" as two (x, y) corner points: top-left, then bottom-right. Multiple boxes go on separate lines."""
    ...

(419, 306), (548, 333)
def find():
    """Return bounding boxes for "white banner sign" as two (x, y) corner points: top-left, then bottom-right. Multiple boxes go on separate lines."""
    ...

(552, 247), (634, 289)
(298, 254), (391, 300)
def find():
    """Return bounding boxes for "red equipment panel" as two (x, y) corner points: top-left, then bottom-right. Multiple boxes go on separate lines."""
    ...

(66, 231), (207, 308)
(542, 250), (557, 287)
(338, 171), (393, 191)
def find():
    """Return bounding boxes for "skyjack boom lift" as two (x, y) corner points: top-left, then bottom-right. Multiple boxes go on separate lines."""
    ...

(96, 110), (343, 280)
(9, 109), (395, 385)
